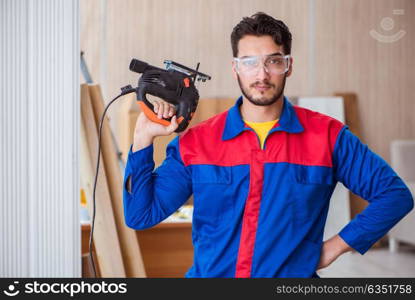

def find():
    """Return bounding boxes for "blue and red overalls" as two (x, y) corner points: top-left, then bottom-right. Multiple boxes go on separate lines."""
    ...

(123, 96), (413, 277)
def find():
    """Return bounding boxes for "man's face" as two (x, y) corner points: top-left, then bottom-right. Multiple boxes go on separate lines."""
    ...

(232, 35), (292, 106)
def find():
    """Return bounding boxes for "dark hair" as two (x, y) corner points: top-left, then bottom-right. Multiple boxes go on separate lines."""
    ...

(231, 12), (292, 57)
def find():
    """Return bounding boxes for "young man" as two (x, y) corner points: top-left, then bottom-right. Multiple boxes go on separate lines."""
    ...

(123, 12), (413, 278)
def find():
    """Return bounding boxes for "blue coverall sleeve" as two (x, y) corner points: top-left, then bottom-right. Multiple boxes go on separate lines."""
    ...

(333, 126), (414, 254)
(122, 136), (193, 229)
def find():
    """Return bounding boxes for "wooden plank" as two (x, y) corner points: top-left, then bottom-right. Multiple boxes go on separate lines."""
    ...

(81, 223), (101, 277)
(80, 130), (102, 278)
(88, 84), (146, 277)
(80, 84), (126, 277)
(335, 93), (362, 138)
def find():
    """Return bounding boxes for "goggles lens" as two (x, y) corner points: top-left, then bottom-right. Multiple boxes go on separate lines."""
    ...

(234, 54), (291, 75)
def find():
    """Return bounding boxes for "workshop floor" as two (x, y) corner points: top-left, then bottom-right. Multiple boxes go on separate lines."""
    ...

(317, 243), (415, 277)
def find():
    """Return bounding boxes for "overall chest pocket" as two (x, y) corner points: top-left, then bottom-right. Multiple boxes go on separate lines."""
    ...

(191, 165), (233, 224)
(290, 166), (336, 223)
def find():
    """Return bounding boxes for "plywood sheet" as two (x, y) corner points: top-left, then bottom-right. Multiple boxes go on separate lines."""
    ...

(80, 84), (126, 277)
(88, 84), (146, 277)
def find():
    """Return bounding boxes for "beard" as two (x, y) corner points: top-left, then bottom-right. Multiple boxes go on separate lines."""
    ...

(237, 75), (286, 106)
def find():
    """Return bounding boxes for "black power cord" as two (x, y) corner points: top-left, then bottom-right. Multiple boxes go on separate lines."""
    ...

(89, 85), (136, 277)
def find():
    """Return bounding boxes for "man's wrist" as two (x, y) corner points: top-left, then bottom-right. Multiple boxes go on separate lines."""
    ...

(331, 234), (353, 255)
(132, 133), (155, 152)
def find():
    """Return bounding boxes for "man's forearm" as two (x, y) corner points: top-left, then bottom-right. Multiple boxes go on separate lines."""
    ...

(329, 234), (353, 255)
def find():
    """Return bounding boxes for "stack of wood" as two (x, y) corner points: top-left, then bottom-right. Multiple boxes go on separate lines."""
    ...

(80, 84), (146, 278)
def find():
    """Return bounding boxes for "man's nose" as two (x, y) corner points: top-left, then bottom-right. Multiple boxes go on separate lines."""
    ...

(255, 63), (270, 80)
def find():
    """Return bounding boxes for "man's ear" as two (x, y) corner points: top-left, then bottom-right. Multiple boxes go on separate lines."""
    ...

(231, 60), (238, 80)
(286, 56), (293, 77)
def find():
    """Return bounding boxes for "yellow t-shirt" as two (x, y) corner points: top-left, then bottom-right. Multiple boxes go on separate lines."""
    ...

(244, 119), (278, 149)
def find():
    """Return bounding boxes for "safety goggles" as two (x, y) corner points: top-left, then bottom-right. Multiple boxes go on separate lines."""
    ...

(233, 53), (291, 76)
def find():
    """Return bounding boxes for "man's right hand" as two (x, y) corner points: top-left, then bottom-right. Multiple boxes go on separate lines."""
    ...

(132, 100), (178, 152)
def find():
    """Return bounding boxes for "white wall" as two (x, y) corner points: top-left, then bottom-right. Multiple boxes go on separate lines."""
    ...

(0, 0), (80, 277)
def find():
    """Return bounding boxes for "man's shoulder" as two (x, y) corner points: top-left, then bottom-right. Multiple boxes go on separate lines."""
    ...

(293, 105), (344, 131)
(292, 105), (347, 154)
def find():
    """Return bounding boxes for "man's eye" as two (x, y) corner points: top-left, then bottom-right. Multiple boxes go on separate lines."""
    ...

(242, 59), (258, 67)
(267, 58), (284, 65)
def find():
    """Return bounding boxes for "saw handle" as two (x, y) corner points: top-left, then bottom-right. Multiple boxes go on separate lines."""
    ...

(135, 70), (197, 132)
(137, 100), (171, 126)
(137, 97), (185, 129)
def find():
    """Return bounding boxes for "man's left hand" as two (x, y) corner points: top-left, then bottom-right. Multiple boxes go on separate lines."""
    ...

(317, 234), (353, 270)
